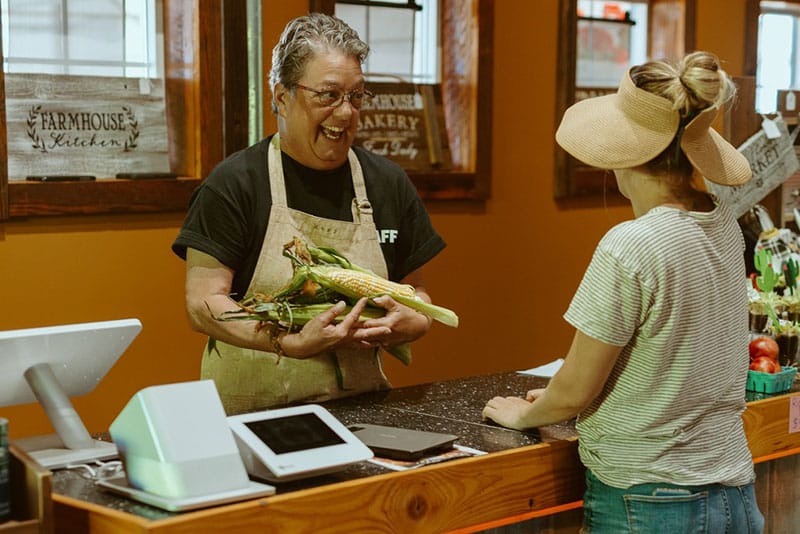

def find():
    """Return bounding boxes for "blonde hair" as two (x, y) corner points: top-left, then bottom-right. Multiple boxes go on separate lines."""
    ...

(630, 51), (735, 191)
(631, 51), (735, 120)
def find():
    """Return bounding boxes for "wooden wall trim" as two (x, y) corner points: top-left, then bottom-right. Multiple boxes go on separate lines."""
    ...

(744, 0), (759, 77)
(223, 1), (250, 156)
(0, 13), (7, 221)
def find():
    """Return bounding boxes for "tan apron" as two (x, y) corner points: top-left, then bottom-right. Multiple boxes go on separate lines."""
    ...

(201, 135), (391, 414)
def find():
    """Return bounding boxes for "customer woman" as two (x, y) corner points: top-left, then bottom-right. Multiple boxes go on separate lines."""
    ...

(483, 51), (764, 533)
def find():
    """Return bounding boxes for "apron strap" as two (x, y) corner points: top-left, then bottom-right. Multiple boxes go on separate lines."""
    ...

(270, 133), (376, 224)
(347, 149), (374, 223)
(267, 135), (288, 207)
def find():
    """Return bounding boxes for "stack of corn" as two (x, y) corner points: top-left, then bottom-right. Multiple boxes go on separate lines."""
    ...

(216, 237), (459, 365)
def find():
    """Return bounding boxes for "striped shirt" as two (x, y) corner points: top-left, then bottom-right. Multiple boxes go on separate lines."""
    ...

(564, 201), (755, 489)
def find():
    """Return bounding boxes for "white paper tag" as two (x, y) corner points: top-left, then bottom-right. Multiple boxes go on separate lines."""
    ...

(138, 78), (152, 95)
(761, 117), (782, 139)
(790, 395), (800, 433)
(517, 358), (564, 377)
(787, 91), (797, 112)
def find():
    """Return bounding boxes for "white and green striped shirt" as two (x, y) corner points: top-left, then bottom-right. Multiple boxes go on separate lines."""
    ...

(565, 201), (755, 489)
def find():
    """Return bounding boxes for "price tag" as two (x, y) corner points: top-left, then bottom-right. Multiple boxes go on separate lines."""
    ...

(790, 396), (800, 433)
(787, 91), (797, 112)
(761, 117), (782, 140)
(138, 78), (152, 95)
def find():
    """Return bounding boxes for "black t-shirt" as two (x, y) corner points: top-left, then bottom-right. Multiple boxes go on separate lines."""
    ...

(172, 135), (446, 299)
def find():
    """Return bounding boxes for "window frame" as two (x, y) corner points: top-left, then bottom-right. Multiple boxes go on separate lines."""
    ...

(746, 0), (800, 94)
(554, 0), (696, 200)
(313, 0), (493, 200)
(741, 0), (800, 225)
(0, 1), (248, 220)
(0, 0), (492, 219)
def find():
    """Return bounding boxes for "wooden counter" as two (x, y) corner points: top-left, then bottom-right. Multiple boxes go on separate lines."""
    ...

(47, 372), (800, 533)
(744, 392), (800, 533)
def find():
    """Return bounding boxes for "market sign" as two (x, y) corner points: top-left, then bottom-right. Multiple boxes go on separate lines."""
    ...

(707, 115), (799, 219)
(353, 82), (452, 172)
(5, 73), (170, 181)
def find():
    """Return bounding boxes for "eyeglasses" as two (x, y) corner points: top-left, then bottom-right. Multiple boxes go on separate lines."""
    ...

(295, 84), (374, 109)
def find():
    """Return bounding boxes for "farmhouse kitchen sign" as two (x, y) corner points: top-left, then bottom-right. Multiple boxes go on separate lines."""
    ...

(5, 73), (170, 181)
(353, 82), (452, 172)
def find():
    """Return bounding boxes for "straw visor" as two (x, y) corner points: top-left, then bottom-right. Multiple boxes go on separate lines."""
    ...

(555, 70), (752, 186)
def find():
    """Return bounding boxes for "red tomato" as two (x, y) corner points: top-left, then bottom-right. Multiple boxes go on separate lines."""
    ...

(749, 356), (781, 374)
(749, 336), (779, 362)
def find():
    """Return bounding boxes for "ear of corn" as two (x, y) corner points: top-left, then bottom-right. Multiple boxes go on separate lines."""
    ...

(214, 237), (458, 373)
(307, 265), (416, 299)
(392, 295), (459, 328)
(306, 265), (459, 328)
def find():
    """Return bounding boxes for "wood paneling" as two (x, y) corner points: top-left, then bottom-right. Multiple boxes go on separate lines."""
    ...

(51, 439), (584, 533)
(0, 7), (6, 220)
(755, 454), (800, 534)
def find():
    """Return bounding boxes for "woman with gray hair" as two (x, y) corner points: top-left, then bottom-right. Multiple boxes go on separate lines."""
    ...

(484, 51), (763, 533)
(173, 13), (446, 413)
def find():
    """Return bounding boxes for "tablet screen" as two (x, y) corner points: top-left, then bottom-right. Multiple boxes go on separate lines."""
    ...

(244, 412), (345, 454)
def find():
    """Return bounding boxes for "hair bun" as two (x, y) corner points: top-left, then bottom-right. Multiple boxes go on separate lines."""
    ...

(677, 51), (732, 111)
(631, 51), (734, 119)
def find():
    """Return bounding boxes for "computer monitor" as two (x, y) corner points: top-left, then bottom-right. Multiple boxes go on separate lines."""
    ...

(0, 318), (142, 469)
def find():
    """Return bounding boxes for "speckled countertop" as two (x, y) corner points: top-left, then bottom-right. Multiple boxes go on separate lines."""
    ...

(51, 371), (576, 520)
(52, 370), (797, 521)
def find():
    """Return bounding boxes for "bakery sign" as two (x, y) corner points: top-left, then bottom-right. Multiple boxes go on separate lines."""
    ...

(5, 73), (170, 181)
(353, 82), (452, 172)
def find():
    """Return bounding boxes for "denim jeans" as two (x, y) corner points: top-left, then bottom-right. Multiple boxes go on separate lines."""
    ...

(582, 469), (764, 534)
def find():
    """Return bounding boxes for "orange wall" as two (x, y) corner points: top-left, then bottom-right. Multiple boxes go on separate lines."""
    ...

(0, 0), (748, 439)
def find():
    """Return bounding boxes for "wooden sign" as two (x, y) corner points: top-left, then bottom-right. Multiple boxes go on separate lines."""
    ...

(5, 73), (169, 181)
(708, 115), (799, 219)
(353, 82), (452, 172)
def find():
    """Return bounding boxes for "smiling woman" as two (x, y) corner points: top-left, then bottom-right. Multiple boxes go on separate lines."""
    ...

(172, 12), (448, 414)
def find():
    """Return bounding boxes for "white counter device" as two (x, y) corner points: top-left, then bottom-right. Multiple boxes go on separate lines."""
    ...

(228, 404), (373, 482)
(0, 318), (142, 469)
(102, 379), (275, 511)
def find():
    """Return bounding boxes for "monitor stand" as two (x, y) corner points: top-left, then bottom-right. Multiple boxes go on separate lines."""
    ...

(13, 363), (118, 470)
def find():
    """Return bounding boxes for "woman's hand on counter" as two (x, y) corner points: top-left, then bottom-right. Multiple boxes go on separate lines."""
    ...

(483, 330), (623, 430)
(482, 396), (537, 430)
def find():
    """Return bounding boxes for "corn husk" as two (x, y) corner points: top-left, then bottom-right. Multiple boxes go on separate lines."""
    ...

(212, 237), (460, 367)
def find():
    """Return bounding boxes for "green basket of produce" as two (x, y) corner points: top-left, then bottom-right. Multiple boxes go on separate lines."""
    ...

(746, 366), (797, 394)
